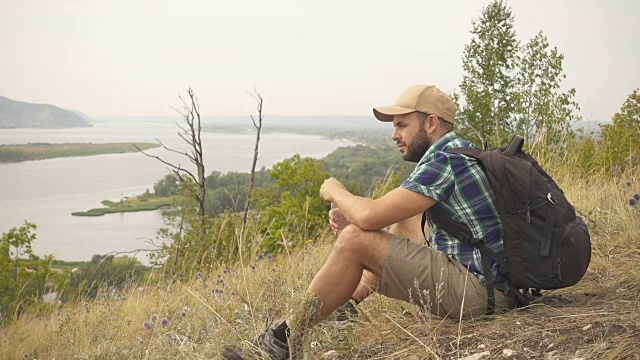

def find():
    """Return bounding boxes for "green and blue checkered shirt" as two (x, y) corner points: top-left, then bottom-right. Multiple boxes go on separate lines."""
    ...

(401, 132), (505, 286)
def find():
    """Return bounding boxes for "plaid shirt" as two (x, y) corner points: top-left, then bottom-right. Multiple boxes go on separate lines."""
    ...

(401, 132), (506, 286)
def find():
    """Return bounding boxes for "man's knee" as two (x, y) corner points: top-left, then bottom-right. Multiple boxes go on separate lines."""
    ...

(333, 224), (367, 253)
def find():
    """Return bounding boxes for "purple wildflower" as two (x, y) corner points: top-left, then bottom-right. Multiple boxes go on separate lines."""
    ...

(216, 279), (225, 286)
(217, 274), (222, 278)
(181, 311), (187, 317)
(203, 282), (209, 289)
(161, 318), (169, 328)
(250, 264), (256, 271)
(195, 272), (203, 280)
(267, 254), (273, 261)
(24, 354), (29, 359)
(214, 288), (224, 294)
(630, 198), (638, 207)
(633, 194), (640, 201)
(224, 266), (232, 274)
(257, 253), (264, 260)
(144, 321), (155, 331)
(177, 273), (184, 280)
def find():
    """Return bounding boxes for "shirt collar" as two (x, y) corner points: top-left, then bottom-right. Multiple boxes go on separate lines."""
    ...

(420, 132), (458, 162)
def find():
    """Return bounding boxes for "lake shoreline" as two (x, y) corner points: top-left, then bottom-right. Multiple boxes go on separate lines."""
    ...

(0, 121), (353, 264)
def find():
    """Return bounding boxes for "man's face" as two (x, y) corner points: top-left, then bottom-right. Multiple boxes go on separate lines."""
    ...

(392, 112), (433, 162)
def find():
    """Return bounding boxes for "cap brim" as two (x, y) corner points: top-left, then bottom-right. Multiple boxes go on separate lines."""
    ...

(373, 106), (415, 122)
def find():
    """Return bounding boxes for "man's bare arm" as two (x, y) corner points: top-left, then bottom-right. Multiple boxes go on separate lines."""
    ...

(320, 177), (436, 231)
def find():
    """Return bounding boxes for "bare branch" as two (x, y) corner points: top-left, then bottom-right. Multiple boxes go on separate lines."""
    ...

(175, 122), (190, 135)
(135, 144), (198, 182)
(136, 236), (164, 248)
(177, 132), (196, 148)
(154, 138), (190, 156)
(103, 248), (160, 256)
(134, 143), (176, 167)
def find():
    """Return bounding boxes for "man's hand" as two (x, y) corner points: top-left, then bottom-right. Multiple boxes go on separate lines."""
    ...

(329, 208), (350, 235)
(319, 177), (347, 203)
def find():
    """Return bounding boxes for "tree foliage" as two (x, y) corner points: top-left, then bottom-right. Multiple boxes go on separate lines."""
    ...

(68, 254), (146, 299)
(457, 0), (519, 147)
(598, 89), (640, 172)
(0, 221), (57, 323)
(456, 0), (580, 156)
(153, 173), (179, 197)
(253, 154), (331, 252)
(514, 31), (580, 157)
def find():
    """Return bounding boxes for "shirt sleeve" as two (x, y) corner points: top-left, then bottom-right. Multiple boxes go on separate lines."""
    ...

(401, 151), (455, 203)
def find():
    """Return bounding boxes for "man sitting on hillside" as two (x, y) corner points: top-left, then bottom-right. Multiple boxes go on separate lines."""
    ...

(223, 85), (515, 360)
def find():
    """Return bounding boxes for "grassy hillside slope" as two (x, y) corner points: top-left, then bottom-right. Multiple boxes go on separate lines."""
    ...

(1, 173), (638, 359)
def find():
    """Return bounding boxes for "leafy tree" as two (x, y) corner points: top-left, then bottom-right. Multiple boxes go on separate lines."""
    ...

(598, 89), (640, 172)
(0, 222), (56, 323)
(153, 173), (180, 196)
(321, 144), (411, 196)
(253, 154), (330, 252)
(514, 31), (580, 157)
(150, 178), (212, 271)
(457, 0), (519, 147)
(68, 254), (146, 299)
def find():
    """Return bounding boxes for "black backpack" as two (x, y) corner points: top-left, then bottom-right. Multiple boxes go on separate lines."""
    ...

(422, 135), (591, 314)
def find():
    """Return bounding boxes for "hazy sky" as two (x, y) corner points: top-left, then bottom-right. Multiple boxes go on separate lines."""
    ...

(1, 0), (638, 120)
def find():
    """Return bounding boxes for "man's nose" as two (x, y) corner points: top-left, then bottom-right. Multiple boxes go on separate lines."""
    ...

(392, 128), (400, 141)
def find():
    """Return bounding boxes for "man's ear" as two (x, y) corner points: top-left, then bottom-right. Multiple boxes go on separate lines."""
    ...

(426, 114), (438, 134)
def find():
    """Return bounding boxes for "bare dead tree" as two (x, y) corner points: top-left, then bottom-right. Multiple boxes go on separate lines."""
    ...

(134, 88), (206, 229)
(240, 86), (264, 240)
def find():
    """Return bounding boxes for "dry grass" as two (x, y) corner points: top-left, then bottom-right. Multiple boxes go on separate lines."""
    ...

(1, 172), (639, 359)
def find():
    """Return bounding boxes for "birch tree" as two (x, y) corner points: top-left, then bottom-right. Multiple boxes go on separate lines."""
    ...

(457, 0), (519, 147)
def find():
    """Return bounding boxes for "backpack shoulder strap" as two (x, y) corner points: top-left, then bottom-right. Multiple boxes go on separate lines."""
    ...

(424, 206), (502, 314)
(446, 147), (482, 160)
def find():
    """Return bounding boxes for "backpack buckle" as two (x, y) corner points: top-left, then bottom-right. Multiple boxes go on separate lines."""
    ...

(459, 232), (481, 245)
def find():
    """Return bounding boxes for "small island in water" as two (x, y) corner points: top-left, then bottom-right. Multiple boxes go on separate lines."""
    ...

(0, 142), (160, 163)
(71, 194), (174, 217)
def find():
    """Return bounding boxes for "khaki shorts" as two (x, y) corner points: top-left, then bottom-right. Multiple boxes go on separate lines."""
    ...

(378, 234), (514, 319)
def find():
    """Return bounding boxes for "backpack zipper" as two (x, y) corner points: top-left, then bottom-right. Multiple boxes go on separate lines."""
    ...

(520, 200), (549, 223)
(552, 257), (562, 281)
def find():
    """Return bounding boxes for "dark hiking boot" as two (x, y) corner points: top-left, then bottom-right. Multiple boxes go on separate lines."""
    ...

(222, 327), (289, 360)
(322, 300), (358, 327)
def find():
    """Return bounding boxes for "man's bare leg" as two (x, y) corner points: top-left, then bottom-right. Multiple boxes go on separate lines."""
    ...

(292, 224), (392, 327)
(351, 270), (379, 303)
(348, 214), (424, 304)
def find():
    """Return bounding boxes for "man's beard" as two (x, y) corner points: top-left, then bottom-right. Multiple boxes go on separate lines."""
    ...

(401, 128), (433, 162)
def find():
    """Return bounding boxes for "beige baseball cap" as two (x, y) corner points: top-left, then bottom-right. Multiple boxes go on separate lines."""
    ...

(373, 85), (456, 124)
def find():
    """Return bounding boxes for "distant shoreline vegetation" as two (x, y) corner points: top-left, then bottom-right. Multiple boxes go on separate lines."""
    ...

(71, 195), (174, 217)
(0, 142), (160, 163)
(202, 123), (390, 146)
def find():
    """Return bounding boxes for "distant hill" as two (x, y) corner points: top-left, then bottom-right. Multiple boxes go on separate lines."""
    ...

(0, 96), (92, 129)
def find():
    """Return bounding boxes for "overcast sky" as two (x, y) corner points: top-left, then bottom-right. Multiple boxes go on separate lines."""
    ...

(1, 0), (638, 120)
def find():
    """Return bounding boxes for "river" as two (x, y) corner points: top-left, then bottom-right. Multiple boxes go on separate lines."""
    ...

(0, 119), (351, 263)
